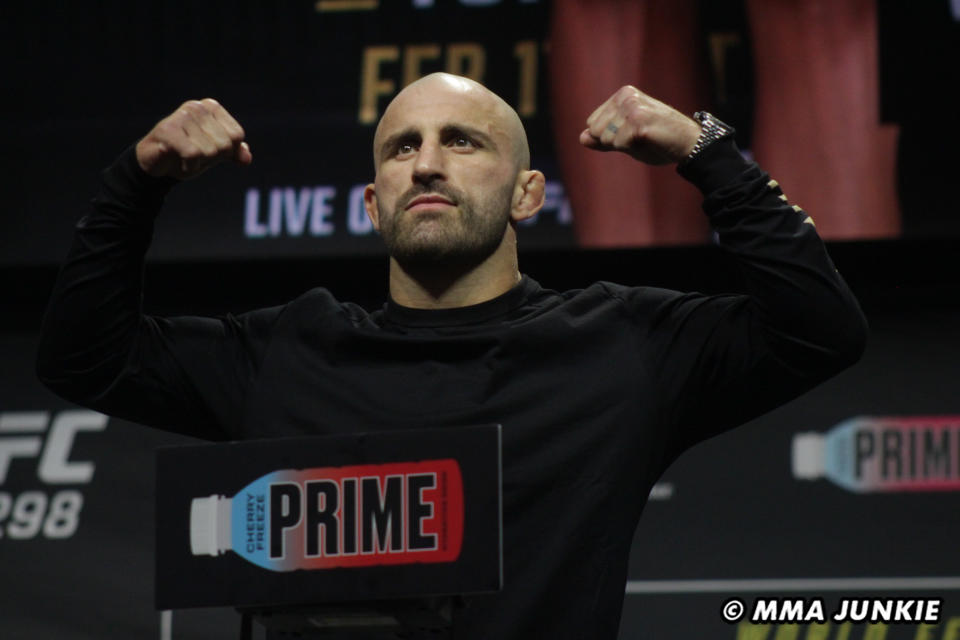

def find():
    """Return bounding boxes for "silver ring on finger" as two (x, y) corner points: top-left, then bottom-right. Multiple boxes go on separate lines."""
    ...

(606, 122), (619, 134)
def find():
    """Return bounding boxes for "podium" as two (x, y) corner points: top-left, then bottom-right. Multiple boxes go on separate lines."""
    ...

(155, 425), (502, 638)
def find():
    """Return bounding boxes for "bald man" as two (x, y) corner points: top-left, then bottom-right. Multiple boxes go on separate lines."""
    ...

(363, 73), (545, 308)
(38, 74), (867, 638)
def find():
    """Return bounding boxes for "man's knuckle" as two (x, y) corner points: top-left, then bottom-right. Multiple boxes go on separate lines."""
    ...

(181, 144), (203, 159)
(183, 101), (206, 116)
(157, 120), (178, 136)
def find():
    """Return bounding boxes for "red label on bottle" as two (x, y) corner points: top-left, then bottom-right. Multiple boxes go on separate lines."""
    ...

(265, 459), (464, 570)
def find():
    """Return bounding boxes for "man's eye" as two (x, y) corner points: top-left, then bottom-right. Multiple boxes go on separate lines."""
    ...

(451, 136), (474, 148)
(397, 143), (416, 155)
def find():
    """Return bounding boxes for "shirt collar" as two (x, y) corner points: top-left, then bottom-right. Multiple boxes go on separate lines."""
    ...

(382, 275), (538, 328)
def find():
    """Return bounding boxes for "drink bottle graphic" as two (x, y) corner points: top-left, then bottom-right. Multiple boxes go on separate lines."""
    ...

(190, 459), (464, 571)
(792, 416), (960, 493)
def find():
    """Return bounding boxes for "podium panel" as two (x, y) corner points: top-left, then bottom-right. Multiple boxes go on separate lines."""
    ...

(155, 425), (502, 611)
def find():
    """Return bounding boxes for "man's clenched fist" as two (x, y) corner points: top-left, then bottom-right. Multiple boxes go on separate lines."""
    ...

(135, 98), (252, 180)
(579, 86), (701, 166)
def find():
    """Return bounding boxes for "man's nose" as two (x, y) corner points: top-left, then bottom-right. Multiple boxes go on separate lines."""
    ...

(413, 139), (446, 183)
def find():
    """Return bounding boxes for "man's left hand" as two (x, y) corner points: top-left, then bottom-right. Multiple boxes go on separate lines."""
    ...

(580, 86), (701, 165)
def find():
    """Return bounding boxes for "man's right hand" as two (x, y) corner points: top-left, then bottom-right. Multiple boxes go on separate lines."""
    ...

(135, 98), (252, 180)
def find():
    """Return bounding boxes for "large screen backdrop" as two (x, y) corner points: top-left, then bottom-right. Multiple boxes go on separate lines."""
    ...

(4, 0), (958, 265)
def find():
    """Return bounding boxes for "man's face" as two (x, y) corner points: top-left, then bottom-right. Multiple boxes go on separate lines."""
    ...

(366, 77), (521, 268)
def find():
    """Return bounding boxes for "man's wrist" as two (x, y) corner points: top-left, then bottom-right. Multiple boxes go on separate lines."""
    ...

(678, 112), (735, 169)
(94, 145), (178, 219)
(676, 137), (754, 197)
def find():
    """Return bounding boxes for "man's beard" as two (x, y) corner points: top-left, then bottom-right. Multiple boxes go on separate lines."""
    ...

(379, 180), (513, 270)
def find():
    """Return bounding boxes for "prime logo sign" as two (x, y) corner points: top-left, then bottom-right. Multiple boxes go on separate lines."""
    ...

(190, 460), (464, 571)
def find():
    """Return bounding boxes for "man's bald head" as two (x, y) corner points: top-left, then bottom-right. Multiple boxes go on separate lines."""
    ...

(372, 72), (530, 172)
(361, 72), (546, 282)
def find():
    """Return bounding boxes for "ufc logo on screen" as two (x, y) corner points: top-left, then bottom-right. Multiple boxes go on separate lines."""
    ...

(0, 410), (107, 485)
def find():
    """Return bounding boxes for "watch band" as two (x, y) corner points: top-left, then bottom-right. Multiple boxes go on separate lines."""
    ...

(679, 111), (734, 167)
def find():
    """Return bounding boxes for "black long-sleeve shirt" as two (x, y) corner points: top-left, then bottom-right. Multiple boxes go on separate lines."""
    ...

(37, 139), (867, 639)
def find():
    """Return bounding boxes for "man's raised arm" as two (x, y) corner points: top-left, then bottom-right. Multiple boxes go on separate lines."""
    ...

(36, 100), (275, 439)
(581, 86), (868, 448)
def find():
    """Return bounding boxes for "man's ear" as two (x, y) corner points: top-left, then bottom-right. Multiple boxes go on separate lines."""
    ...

(511, 170), (545, 223)
(363, 183), (380, 231)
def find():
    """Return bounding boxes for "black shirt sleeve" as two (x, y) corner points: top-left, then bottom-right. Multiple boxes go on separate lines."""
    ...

(36, 147), (283, 440)
(617, 138), (868, 455)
